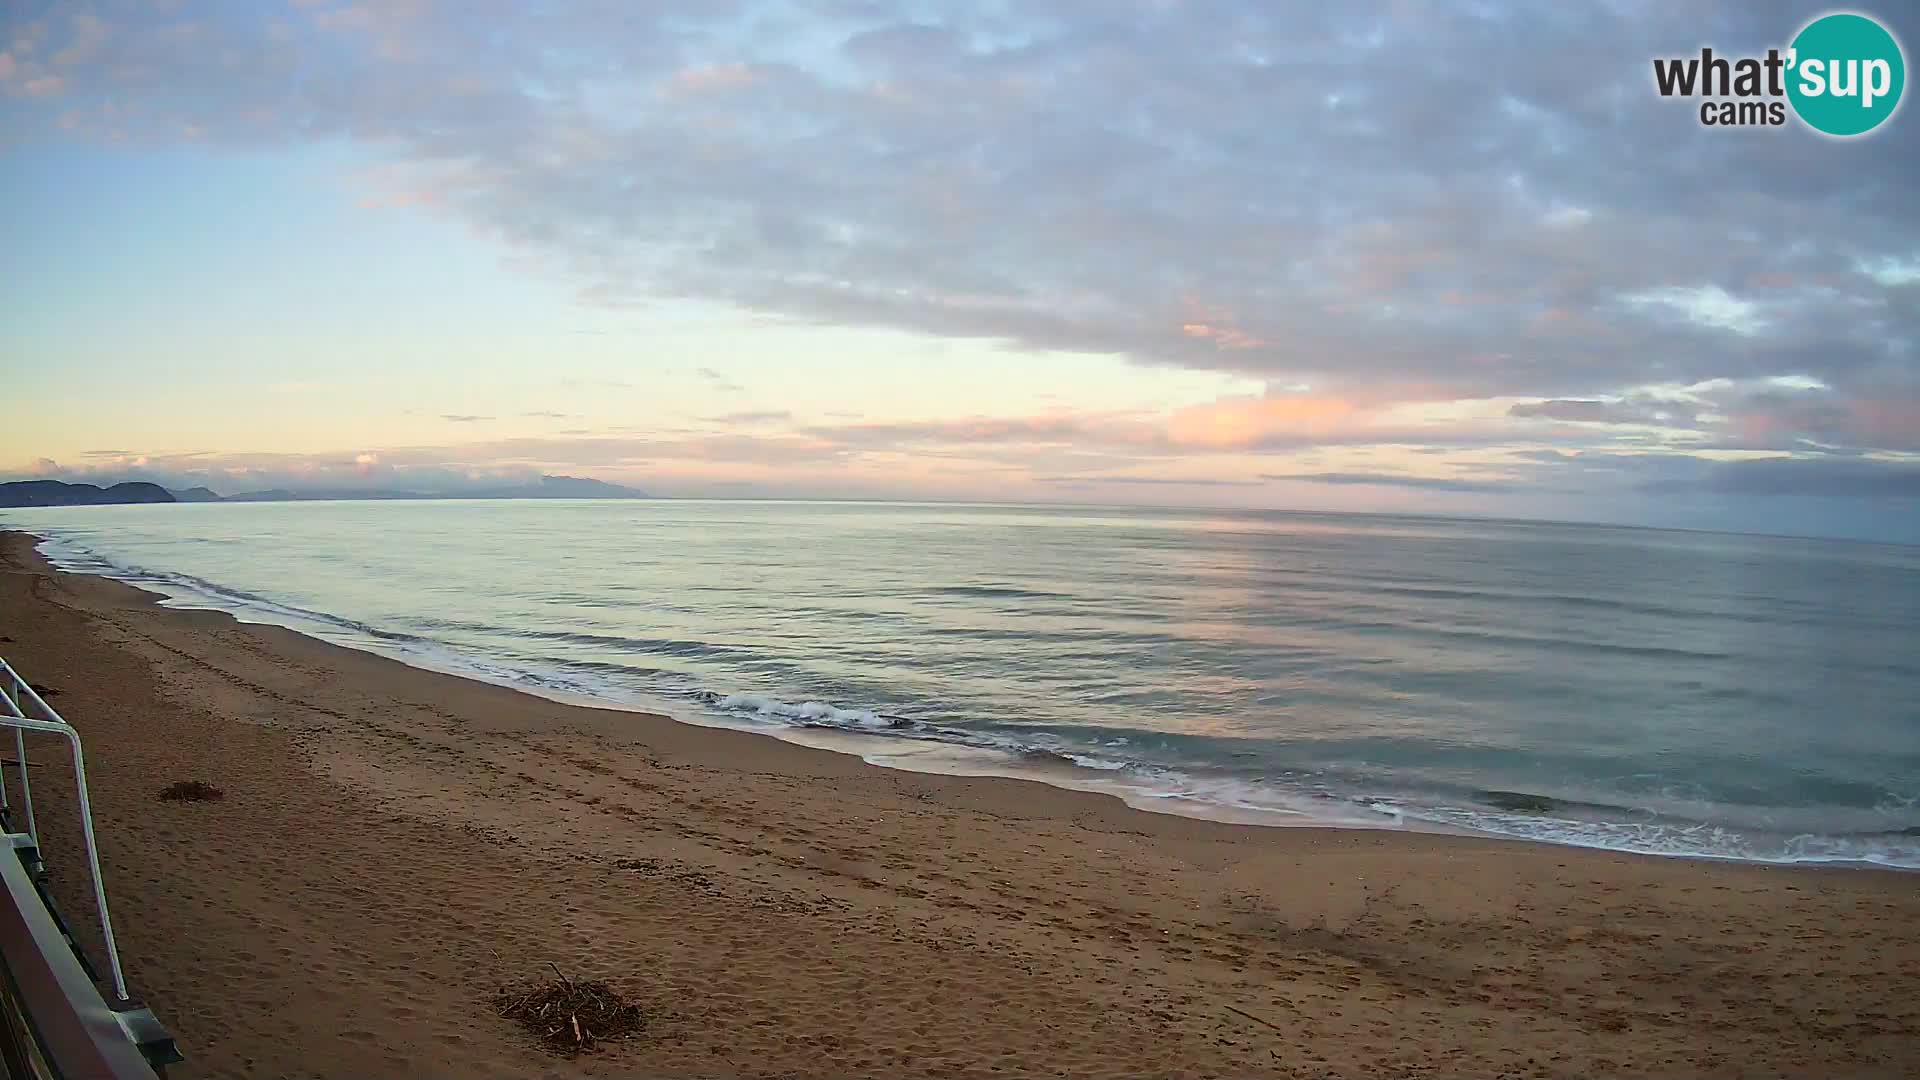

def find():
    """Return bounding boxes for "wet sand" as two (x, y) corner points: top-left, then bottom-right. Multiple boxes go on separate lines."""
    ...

(3, 530), (1916, 1078)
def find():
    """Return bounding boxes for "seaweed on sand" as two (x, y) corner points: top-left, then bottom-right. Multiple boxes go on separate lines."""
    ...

(157, 780), (225, 802)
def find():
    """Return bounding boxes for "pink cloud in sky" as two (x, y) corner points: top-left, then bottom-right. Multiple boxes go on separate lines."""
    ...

(1166, 394), (1358, 449)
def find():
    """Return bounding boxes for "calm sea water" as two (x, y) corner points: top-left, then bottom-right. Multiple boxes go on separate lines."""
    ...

(10, 500), (1919, 867)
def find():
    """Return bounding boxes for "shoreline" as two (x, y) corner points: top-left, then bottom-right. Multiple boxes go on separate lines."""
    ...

(24, 527), (1913, 871)
(2, 528), (1916, 1078)
(15, 527), (1461, 841)
(17, 529), (1489, 843)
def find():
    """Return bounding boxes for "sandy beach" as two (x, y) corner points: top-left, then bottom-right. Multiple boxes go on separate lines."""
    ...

(2, 530), (1915, 1079)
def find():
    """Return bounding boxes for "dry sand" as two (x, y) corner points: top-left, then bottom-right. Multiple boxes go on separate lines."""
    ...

(2, 530), (1915, 1079)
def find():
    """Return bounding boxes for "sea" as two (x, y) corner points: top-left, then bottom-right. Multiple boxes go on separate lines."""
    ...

(7, 499), (1918, 868)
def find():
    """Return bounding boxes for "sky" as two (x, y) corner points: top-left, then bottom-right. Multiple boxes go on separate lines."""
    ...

(2, 1), (1917, 542)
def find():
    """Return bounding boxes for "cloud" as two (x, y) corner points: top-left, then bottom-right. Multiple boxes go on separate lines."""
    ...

(665, 62), (761, 96)
(804, 398), (1570, 456)
(1678, 457), (1920, 498)
(3, 2), (1916, 532)
(808, 413), (1129, 448)
(1267, 471), (1515, 494)
(1718, 387), (1920, 453)
(9, 4), (1910, 430)
(1166, 394), (1357, 448)
(705, 410), (792, 425)
(1622, 285), (1766, 336)
(1508, 398), (1696, 427)
(696, 367), (744, 393)
(440, 414), (494, 422)
(1035, 475), (1265, 487)
(1858, 255), (1920, 287)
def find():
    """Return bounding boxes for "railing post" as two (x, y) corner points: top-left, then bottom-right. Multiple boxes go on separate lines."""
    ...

(63, 734), (127, 1004)
(15, 726), (35, 849)
(0, 667), (13, 811)
(0, 669), (28, 840)
(6, 729), (19, 823)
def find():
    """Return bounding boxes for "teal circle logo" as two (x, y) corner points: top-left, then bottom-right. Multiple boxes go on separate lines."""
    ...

(1787, 12), (1905, 136)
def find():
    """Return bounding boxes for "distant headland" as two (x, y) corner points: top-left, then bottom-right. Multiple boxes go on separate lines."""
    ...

(0, 475), (651, 508)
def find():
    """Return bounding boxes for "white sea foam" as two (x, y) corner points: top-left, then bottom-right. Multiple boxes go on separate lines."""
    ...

(1373, 803), (1920, 869)
(716, 693), (889, 728)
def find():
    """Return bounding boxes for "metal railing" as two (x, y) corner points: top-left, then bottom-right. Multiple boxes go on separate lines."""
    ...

(0, 655), (179, 1076)
(0, 660), (124, 1003)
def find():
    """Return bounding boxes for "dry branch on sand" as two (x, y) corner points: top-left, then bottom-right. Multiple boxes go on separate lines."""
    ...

(491, 966), (646, 1056)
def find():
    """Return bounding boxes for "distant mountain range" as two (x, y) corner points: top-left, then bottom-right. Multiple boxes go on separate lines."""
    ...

(0, 475), (651, 508)
(0, 480), (177, 507)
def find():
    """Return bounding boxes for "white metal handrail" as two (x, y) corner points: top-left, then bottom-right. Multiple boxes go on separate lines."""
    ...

(0, 657), (129, 1004)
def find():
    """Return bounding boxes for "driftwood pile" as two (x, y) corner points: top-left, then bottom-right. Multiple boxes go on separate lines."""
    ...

(491, 965), (645, 1056)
